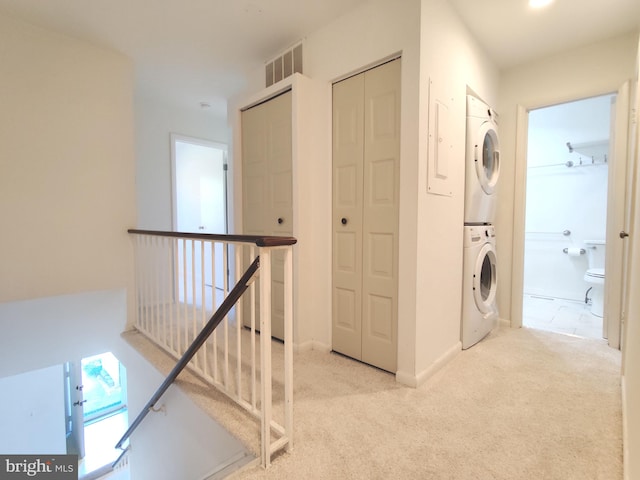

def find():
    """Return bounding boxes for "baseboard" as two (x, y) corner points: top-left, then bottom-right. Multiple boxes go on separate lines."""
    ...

(498, 317), (511, 328)
(622, 375), (629, 480)
(395, 341), (462, 388)
(207, 451), (258, 480)
(311, 340), (332, 352)
(294, 340), (331, 353)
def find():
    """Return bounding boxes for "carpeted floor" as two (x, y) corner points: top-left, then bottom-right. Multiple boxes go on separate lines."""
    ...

(233, 326), (623, 479)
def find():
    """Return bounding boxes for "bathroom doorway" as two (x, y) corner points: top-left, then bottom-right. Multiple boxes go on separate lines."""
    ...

(522, 94), (614, 339)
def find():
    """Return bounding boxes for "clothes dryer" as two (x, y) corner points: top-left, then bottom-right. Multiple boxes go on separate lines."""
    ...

(464, 95), (500, 224)
(461, 224), (498, 349)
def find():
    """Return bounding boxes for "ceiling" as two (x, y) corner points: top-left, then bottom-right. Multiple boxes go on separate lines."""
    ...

(0, 0), (638, 119)
(449, 0), (640, 69)
(0, 0), (368, 117)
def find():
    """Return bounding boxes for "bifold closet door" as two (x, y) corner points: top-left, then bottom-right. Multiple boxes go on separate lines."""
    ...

(241, 90), (292, 340)
(332, 59), (400, 373)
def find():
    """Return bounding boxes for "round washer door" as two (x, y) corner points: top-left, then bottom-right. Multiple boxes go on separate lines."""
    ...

(474, 122), (500, 194)
(473, 243), (497, 314)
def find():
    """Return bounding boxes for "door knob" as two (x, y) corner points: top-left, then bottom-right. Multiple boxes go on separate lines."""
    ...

(341, 218), (348, 225)
(277, 218), (284, 224)
(620, 231), (629, 239)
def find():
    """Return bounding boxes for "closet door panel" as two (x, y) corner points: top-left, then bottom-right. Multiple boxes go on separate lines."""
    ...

(241, 91), (292, 340)
(361, 60), (400, 372)
(267, 92), (293, 237)
(242, 102), (268, 235)
(332, 73), (364, 359)
(267, 92), (292, 340)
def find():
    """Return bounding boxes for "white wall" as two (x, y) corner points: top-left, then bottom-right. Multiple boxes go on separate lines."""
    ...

(234, 0), (499, 385)
(135, 94), (231, 231)
(0, 12), (136, 305)
(412, 0), (499, 384)
(0, 365), (66, 455)
(0, 290), (128, 379)
(497, 32), (638, 324)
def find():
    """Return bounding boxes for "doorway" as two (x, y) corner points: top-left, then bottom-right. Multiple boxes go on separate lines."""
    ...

(66, 352), (128, 478)
(171, 135), (228, 307)
(521, 92), (629, 342)
(522, 94), (614, 339)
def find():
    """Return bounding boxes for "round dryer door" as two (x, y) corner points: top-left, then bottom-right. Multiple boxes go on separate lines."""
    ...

(473, 243), (497, 314)
(475, 123), (500, 195)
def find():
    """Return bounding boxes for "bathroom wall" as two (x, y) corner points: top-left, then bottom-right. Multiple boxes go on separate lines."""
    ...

(523, 95), (612, 301)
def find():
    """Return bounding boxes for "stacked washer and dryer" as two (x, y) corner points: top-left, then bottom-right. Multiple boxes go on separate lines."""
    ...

(461, 94), (500, 349)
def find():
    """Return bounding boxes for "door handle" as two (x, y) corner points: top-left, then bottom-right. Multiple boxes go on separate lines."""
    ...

(620, 231), (629, 239)
(341, 218), (348, 225)
(277, 218), (284, 224)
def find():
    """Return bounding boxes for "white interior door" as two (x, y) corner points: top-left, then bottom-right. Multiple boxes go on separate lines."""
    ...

(332, 59), (400, 373)
(605, 81), (631, 348)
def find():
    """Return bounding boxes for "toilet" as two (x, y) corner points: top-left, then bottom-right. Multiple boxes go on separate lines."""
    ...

(584, 239), (606, 317)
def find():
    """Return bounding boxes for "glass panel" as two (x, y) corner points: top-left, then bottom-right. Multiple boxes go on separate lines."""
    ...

(81, 352), (126, 422)
(480, 254), (493, 301)
(482, 133), (495, 179)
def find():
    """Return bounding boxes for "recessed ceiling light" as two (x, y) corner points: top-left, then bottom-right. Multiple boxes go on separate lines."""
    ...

(529, 0), (553, 8)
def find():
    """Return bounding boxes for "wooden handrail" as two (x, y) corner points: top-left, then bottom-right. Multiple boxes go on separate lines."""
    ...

(115, 255), (261, 450)
(128, 229), (297, 247)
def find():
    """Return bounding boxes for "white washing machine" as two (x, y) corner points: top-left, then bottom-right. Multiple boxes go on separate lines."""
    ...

(461, 224), (498, 349)
(464, 94), (500, 225)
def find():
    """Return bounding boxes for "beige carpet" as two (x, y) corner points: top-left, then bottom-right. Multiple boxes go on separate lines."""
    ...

(233, 326), (623, 480)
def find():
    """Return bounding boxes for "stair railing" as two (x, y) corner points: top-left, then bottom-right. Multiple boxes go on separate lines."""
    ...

(120, 229), (296, 468)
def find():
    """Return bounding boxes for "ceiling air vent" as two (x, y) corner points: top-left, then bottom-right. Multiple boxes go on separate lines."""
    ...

(265, 43), (303, 88)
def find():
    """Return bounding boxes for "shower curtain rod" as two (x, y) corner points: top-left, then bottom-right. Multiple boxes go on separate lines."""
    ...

(528, 157), (607, 169)
(526, 229), (571, 236)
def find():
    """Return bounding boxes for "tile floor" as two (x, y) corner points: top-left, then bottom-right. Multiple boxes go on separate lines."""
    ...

(522, 294), (605, 340)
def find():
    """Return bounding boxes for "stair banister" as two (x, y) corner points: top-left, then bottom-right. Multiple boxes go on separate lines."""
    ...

(115, 255), (261, 450)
